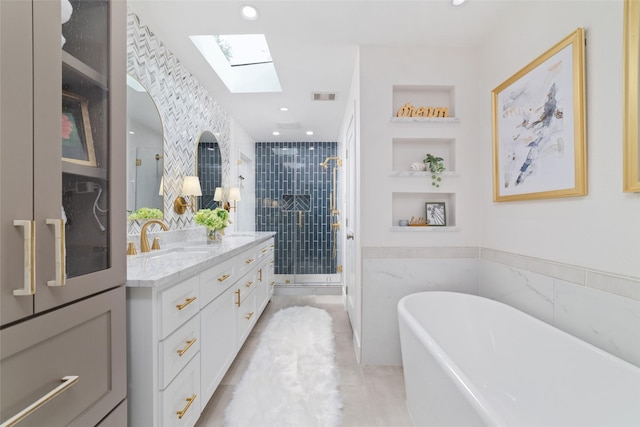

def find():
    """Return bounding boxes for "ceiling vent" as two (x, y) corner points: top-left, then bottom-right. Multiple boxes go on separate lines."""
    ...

(312, 92), (337, 101)
(276, 122), (301, 130)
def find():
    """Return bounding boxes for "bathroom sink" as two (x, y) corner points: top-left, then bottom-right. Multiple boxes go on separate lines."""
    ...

(142, 248), (210, 262)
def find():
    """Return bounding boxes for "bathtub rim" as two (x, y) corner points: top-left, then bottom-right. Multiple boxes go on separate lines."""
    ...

(398, 292), (507, 427)
(397, 291), (640, 427)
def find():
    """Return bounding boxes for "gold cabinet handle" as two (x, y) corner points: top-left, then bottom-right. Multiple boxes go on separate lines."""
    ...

(245, 280), (254, 288)
(12, 220), (35, 296)
(177, 338), (197, 357)
(176, 394), (197, 420)
(46, 219), (66, 287)
(235, 289), (241, 306)
(245, 258), (254, 265)
(270, 281), (275, 286)
(217, 274), (230, 282)
(261, 248), (268, 254)
(176, 297), (196, 311)
(259, 268), (263, 282)
(1, 375), (79, 427)
(245, 311), (254, 320)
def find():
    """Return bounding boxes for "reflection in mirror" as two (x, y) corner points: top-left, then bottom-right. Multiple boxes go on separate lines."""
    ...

(197, 131), (222, 210)
(126, 75), (164, 213)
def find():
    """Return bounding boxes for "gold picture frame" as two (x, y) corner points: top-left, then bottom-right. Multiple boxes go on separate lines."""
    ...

(624, 0), (640, 192)
(492, 29), (587, 202)
(62, 91), (97, 167)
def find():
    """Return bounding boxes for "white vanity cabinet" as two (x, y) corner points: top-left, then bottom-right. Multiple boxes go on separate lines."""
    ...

(127, 235), (275, 426)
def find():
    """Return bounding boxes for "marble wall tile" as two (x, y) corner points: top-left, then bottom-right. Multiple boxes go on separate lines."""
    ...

(479, 260), (554, 325)
(554, 280), (640, 367)
(362, 258), (478, 365)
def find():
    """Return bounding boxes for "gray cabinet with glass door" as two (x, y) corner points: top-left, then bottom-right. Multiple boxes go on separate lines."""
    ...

(0, 0), (126, 425)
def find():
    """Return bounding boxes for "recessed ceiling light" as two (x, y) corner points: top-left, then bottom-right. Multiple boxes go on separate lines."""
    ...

(241, 5), (258, 20)
(452, 0), (466, 5)
(306, 131), (314, 136)
(280, 107), (289, 112)
(272, 131), (280, 136)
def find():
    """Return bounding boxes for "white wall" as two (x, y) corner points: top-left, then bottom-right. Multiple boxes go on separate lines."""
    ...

(350, 1), (640, 366)
(478, 0), (640, 278)
(475, 0), (640, 367)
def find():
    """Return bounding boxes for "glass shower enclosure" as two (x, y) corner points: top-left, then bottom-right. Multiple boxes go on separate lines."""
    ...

(255, 142), (340, 285)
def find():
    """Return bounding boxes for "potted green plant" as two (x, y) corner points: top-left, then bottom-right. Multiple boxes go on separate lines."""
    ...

(423, 153), (445, 188)
(194, 207), (229, 241)
(128, 207), (164, 221)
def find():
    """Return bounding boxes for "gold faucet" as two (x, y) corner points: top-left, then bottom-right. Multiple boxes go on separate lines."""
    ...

(140, 219), (169, 252)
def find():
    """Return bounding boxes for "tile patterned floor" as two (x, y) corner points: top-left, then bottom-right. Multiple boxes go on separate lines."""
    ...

(195, 295), (414, 426)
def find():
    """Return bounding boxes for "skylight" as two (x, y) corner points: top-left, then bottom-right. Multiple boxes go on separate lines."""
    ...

(190, 34), (282, 93)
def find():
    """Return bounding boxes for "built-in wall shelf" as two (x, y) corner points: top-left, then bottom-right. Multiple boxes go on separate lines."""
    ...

(390, 171), (460, 178)
(392, 137), (456, 173)
(389, 117), (459, 123)
(389, 225), (459, 232)
(392, 192), (456, 227)
(392, 84), (456, 119)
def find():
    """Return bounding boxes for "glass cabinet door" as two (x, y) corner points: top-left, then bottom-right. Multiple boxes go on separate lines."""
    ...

(33, 0), (125, 314)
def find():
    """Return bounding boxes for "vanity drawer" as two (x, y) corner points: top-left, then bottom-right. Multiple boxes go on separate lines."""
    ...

(236, 247), (258, 276)
(161, 353), (201, 427)
(159, 275), (199, 339)
(158, 314), (201, 390)
(200, 258), (235, 306)
(236, 290), (257, 349)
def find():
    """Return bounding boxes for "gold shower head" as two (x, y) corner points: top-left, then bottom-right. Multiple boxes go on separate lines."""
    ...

(320, 156), (342, 169)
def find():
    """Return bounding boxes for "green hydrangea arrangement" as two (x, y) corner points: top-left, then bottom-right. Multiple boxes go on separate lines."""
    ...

(194, 208), (229, 231)
(128, 207), (163, 220)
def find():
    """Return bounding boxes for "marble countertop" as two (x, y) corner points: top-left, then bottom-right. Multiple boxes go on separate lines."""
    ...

(126, 232), (275, 288)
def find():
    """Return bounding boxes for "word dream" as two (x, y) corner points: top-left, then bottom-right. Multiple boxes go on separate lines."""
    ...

(396, 102), (449, 118)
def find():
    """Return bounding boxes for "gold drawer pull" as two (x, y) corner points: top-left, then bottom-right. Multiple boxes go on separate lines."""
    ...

(245, 311), (254, 320)
(176, 297), (196, 311)
(235, 289), (241, 307)
(1, 375), (79, 427)
(46, 219), (66, 287)
(270, 281), (275, 286)
(176, 394), (197, 420)
(259, 268), (263, 282)
(177, 338), (197, 357)
(217, 274), (230, 282)
(245, 280), (254, 288)
(12, 220), (35, 296)
(245, 258), (254, 265)
(261, 248), (268, 253)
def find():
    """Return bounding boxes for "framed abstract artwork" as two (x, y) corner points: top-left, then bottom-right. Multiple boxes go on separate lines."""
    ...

(491, 29), (587, 201)
(624, 0), (640, 192)
(62, 92), (97, 167)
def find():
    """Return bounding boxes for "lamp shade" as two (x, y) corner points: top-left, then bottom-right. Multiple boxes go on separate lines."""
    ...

(213, 187), (223, 201)
(228, 187), (241, 201)
(182, 176), (202, 196)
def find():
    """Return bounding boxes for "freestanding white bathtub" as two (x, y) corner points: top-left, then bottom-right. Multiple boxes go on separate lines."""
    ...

(398, 291), (640, 427)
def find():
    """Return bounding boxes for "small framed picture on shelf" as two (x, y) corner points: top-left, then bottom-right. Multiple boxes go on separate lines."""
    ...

(425, 202), (446, 226)
(62, 91), (97, 167)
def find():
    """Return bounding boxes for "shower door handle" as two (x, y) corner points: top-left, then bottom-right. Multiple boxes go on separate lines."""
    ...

(298, 211), (303, 229)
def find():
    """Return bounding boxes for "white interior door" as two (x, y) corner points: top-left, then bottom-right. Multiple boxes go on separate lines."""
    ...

(344, 111), (356, 322)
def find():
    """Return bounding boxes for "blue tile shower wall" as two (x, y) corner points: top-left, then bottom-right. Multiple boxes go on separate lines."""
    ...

(255, 142), (338, 276)
(197, 142), (221, 209)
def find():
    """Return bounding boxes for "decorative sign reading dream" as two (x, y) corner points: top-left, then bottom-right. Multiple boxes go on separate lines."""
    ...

(396, 102), (449, 118)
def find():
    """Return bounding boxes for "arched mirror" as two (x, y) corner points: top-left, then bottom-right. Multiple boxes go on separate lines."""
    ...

(126, 75), (164, 215)
(197, 131), (222, 210)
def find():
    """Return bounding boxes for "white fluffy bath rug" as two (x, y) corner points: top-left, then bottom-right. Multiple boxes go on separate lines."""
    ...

(224, 306), (342, 427)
